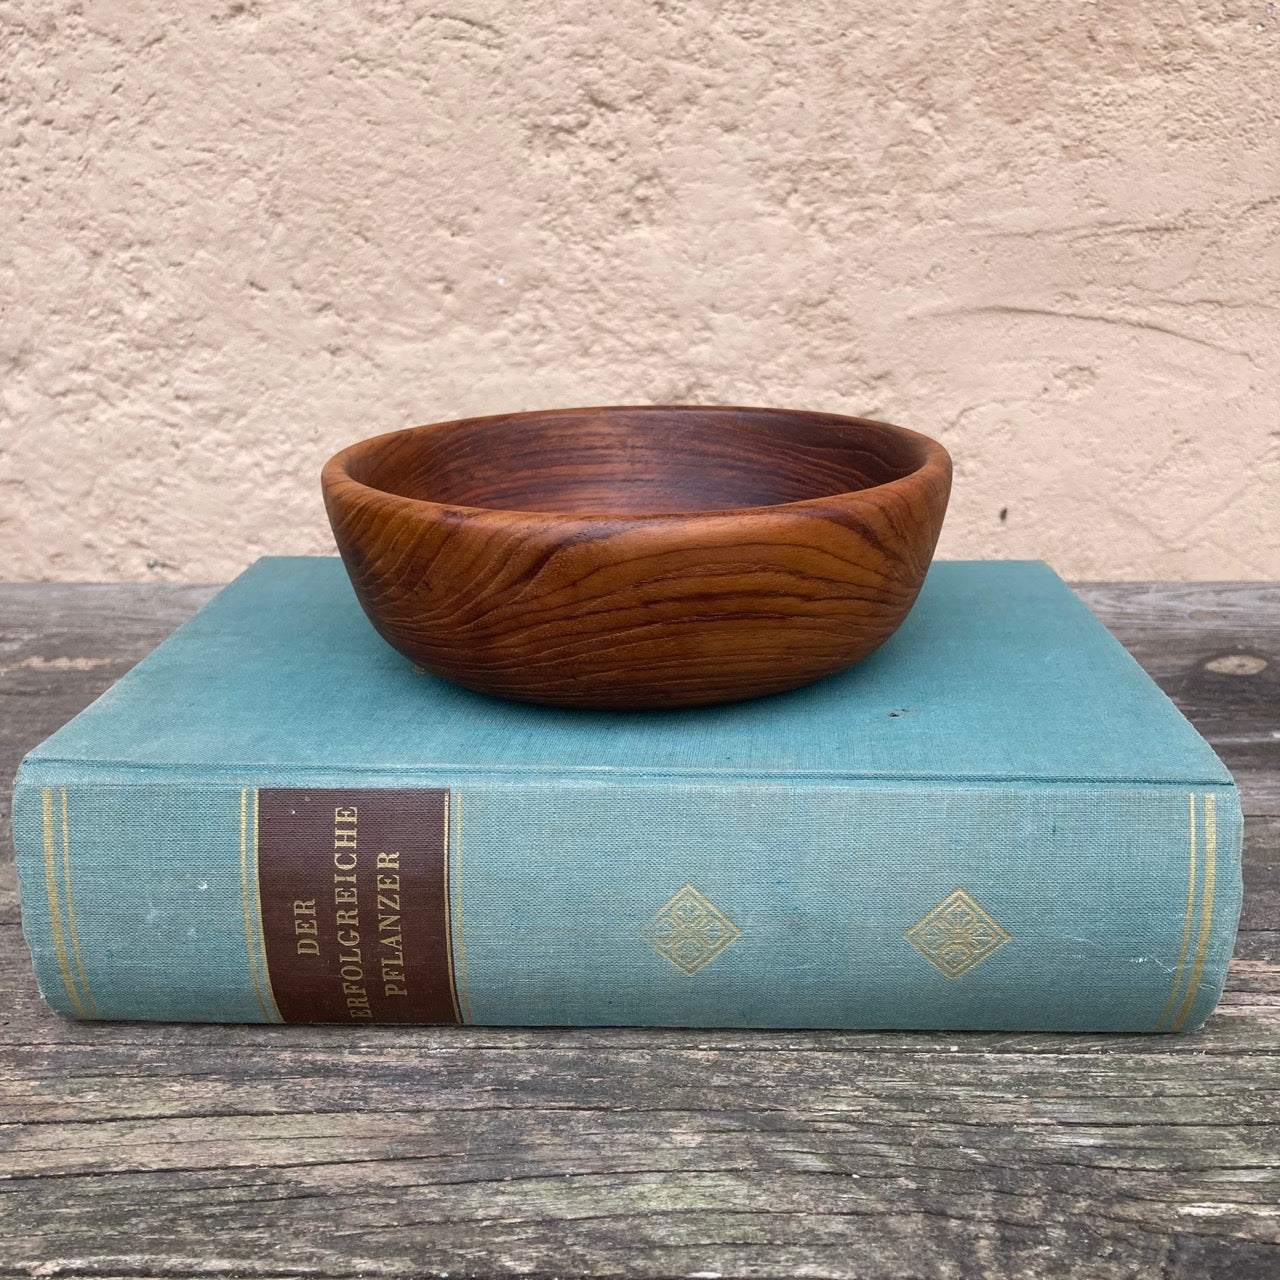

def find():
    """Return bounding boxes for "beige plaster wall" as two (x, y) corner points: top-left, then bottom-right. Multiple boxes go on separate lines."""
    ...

(2, 0), (1276, 582)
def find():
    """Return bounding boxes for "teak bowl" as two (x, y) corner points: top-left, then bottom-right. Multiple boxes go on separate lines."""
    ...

(322, 405), (952, 709)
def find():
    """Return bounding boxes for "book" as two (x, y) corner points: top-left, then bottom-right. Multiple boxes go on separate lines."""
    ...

(13, 557), (1242, 1032)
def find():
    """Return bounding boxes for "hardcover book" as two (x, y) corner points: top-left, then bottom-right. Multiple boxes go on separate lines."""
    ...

(13, 557), (1243, 1031)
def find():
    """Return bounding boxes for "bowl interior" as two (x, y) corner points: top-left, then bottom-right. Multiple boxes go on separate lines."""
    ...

(343, 407), (934, 516)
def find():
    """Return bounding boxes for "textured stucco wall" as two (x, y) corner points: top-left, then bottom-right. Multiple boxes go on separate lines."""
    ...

(2, 1), (1277, 582)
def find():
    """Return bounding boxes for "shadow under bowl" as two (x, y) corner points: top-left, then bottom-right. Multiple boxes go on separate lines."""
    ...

(321, 404), (952, 709)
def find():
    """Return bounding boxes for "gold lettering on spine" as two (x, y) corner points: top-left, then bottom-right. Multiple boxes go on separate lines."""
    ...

(1171, 793), (1218, 1032)
(41, 788), (88, 1018)
(331, 805), (373, 1018)
(60, 789), (99, 1016)
(448, 791), (471, 1023)
(240, 790), (282, 1022)
(1157, 792), (1199, 1030)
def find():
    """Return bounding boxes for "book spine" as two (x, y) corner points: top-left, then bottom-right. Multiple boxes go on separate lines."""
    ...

(12, 765), (1244, 1032)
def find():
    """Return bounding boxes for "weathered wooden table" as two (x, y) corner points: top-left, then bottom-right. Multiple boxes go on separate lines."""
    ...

(1, 581), (1277, 1279)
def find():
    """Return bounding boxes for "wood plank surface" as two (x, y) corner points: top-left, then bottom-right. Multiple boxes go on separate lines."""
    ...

(1, 579), (1277, 1279)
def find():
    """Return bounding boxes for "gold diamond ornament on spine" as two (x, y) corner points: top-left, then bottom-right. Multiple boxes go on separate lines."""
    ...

(640, 883), (742, 975)
(905, 888), (1011, 979)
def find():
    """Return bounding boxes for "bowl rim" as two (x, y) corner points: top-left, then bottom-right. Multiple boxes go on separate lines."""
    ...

(321, 403), (952, 524)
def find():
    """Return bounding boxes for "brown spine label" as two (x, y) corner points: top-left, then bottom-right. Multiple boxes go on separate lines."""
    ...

(257, 789), (458, 1023)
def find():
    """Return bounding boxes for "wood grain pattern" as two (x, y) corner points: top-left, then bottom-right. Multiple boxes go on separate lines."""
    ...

(1, 581), (1277, 1279)
(322, 406), (952, 708)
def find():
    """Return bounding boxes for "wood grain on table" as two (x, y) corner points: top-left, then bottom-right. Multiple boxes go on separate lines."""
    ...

(1, 580), (1277, 1279)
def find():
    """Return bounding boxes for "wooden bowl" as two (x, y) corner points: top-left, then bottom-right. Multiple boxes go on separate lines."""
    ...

(322, 405), (952, 709)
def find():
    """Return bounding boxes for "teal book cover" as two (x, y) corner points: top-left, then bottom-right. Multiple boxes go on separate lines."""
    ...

(12, 557), (1243, 1032)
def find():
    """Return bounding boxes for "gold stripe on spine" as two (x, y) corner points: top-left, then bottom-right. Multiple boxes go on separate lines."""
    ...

(449, 791), (473, 1024)
(41, 788), (88, 1018)
(250, 791), (283, 1022)
(1171, 793), (1218, 1032)
(60, 789), (99, 1017)
(1157, 792), (1198, 1030)
(441, 792), (462, 1023)
(240, 789), (278, 1023)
